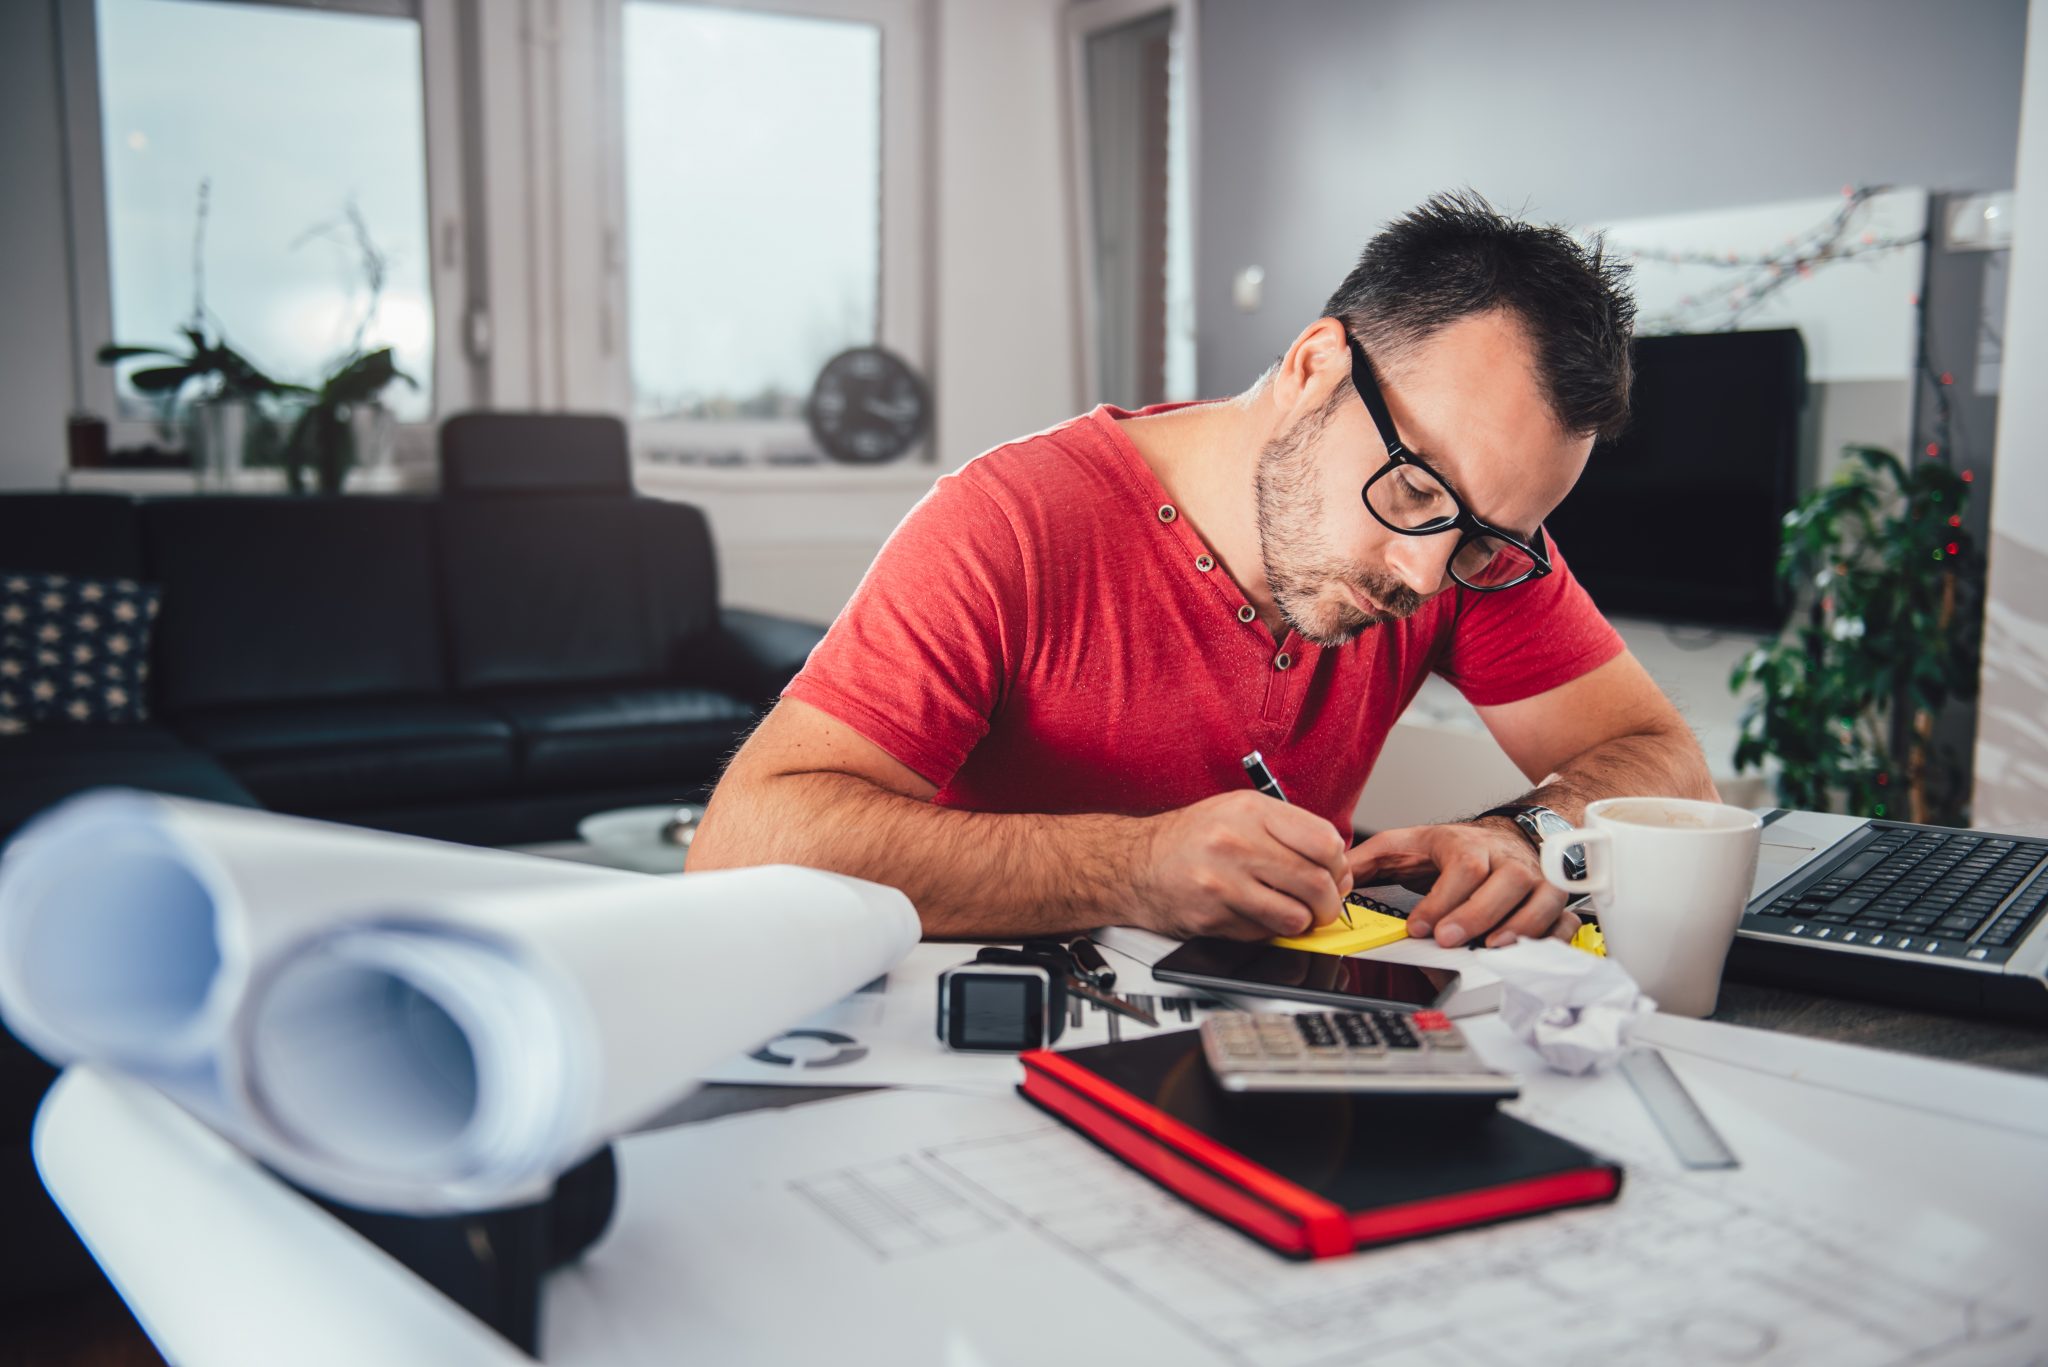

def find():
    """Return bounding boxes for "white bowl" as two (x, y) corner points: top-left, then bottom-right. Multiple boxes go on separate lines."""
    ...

(574, 804), (699, 874)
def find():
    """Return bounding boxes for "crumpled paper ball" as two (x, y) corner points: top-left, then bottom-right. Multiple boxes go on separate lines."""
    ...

(1491, 937), (1656, 1075)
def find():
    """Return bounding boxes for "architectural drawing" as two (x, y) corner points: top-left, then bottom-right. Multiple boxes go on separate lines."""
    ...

(792, 1118), (2032, 1367)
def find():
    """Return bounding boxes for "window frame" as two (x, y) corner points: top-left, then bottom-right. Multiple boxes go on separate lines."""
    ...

(601, 0), (931, 464)
(56, 0), (474, 461)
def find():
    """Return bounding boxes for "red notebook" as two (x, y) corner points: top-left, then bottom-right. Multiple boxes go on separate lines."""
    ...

(1019, 1029), (1621, 1260)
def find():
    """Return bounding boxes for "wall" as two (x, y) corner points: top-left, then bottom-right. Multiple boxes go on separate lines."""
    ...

(931, 0), (1079, 471)
(1974, 3), (2048, 836)
(0, 0), (78, 490)
(1195, 0), (2029, 391)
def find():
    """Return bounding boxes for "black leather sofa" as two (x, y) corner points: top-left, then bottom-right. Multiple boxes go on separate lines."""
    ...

(0, 428), (825, 1305)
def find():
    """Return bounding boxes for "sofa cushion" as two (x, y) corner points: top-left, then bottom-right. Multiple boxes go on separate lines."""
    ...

(0, 725), (256, 839)
(439, 412), (633, 497)
(639, 501), (721, 677)
(174, 697), (515, 812)
(486, 684), (756, 791)
(437, 498), (718, 692)
(142, 498), (447, 712)
(0, 571), (160, 734)
(0, 493), (144, 579)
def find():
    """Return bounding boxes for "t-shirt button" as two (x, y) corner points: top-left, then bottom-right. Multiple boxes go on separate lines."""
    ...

(1236, 604), (1256, 624)
(1157, 504), (1178, 523)
(1195, 554), (1214, 572)
(1275, 652), (1292, 670)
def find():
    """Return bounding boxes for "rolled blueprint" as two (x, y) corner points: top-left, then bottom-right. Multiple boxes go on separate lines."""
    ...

(0, 790), (920, 1212)
(0, 790), (637, 1069)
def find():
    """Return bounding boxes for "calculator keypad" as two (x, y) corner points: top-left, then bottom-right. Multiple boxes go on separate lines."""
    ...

(1200, 1010), (1516, 1096)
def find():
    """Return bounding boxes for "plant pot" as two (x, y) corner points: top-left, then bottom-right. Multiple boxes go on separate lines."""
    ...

(286, 400), (396, 495)
(186, 397), (257, 488)
(347, 401), (396, 477)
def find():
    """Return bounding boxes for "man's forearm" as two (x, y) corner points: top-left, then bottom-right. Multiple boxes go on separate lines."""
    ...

(688, 771), (1148, 936)
(1498, 726), (1719, 826)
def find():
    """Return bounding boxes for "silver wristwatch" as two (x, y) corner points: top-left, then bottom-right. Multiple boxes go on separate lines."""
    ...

(1481, 802), (1586, 883)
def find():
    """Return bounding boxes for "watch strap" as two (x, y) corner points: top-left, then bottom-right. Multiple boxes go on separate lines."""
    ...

(1481, 803), (1586, 881)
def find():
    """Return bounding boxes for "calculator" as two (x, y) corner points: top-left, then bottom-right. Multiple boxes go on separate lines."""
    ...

(1199, 1009), (1520, 1097)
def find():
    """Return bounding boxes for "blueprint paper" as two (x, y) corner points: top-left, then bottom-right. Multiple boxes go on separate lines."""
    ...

(0, 789), (633, 1069)
(0, 790), (919, 1212)
(545, 1023), (2047, 1367)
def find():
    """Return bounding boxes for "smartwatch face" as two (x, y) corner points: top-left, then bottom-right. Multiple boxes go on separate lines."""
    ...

(942, 968), (1048, 1052)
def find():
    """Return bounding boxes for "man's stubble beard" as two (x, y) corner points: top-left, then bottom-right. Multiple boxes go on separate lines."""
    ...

(1253, 407), (1423, 648)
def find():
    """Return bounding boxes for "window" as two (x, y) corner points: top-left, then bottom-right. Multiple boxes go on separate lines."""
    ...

(69, 0), (468, 438)
(614, 0), (927, 462)
(623, 3), (879, 421)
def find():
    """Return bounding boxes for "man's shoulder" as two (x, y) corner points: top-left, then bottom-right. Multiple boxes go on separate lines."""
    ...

(948, 409), (1135, 503)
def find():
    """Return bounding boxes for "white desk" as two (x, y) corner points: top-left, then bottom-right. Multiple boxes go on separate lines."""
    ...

(35, 1009), (2048, 1365)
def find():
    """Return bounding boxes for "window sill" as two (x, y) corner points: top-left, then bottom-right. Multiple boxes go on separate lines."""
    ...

(59, 466), (425, 496)
(632, 460), (943, 494)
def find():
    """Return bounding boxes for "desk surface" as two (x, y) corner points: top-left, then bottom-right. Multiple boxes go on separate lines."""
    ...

(644, 977), (2048, 1138)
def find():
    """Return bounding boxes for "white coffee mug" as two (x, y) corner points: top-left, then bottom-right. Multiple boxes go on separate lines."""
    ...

(1538, 797), (1764, 1018)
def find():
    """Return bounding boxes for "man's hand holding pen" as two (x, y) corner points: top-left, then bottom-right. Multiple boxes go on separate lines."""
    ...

(1130, 790), (1353, 941)
(1131, 749), (1574, 949)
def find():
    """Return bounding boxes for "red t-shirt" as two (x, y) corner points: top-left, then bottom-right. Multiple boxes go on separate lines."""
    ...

(784, 403), (1624, 835)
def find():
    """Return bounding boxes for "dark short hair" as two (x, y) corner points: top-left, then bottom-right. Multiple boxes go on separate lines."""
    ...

(1321, 190), (1636, 440)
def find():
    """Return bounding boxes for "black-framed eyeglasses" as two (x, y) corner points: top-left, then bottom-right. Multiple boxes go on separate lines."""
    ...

(1345, 333), (1553, 594)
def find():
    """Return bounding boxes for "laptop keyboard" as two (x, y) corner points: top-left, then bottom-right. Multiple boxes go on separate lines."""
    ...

(1751, 824), (2048, 961)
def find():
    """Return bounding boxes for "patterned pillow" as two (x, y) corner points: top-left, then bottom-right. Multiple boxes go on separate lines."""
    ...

(0, 571), (161, 735)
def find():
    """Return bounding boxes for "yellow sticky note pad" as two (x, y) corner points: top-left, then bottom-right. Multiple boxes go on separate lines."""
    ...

(1271, 910), (1412, 956)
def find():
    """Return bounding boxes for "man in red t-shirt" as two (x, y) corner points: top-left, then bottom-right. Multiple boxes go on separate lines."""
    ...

(691, 192), (1715, 948)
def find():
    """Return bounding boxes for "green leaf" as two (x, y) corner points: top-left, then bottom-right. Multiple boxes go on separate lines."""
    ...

(128, 365), (198, 393)
(96, 343), (180, 364)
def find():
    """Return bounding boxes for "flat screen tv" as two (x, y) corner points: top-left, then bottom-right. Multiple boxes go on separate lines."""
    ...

(1543, 328), (1807, 632)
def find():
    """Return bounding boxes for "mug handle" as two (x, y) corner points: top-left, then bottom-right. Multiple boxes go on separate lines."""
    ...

(1542, 827), (1609, 896)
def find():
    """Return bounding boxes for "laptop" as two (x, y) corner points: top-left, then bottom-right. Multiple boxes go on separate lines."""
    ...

(1728, 810), (2048, 1022)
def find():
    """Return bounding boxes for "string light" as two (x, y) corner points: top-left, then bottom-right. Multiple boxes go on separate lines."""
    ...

(1620, 186), (1922, 334)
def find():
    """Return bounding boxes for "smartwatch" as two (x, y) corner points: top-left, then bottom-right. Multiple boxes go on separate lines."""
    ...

(935, 948), (1069, 1052)
(1480, 802), (1587, 883)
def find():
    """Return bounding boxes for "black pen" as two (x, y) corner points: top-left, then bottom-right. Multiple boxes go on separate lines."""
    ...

(1240, 751), (1352, 928)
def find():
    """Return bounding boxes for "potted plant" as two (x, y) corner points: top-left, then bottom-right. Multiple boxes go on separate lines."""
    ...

(1729, 445), (1983, 825)
(96, 326), (304, 481)
(281, 347), (415, 495)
